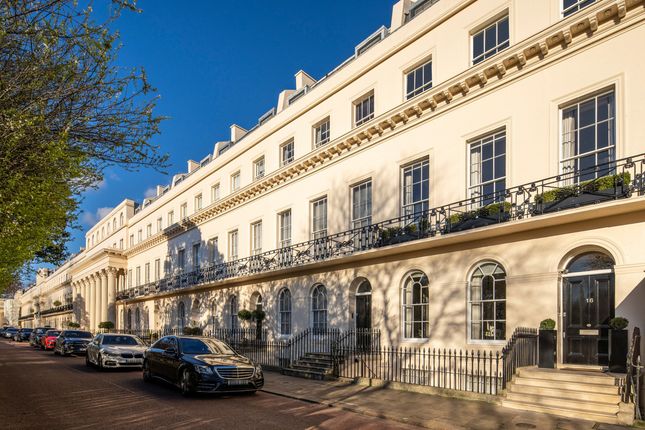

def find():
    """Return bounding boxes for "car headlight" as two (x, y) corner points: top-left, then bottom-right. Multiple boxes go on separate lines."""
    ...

(194, 365), (213, 375)
(103, 350), (120, 358)
(255, 364), (263, 376)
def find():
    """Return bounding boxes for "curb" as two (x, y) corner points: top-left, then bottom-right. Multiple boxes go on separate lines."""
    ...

(260, 388), (446, 429)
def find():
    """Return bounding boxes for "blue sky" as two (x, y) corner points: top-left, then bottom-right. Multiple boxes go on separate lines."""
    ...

(74, 1), (394, 252)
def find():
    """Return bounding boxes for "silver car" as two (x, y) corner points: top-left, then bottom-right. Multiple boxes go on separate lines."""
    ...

(85, 333), (147, 370)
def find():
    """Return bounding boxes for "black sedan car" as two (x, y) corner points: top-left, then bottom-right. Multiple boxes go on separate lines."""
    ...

(143, 336), (264, 396)
(29, 327), (51, 347)
(53, 330), (93, 356)
(14, 327), (33, 342)
(2, 327), (18, 339)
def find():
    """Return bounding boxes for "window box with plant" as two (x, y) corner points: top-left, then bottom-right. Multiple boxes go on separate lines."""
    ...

(444, 201), (512, 234)
(538, 318), (556, 369)
(533, 172), (631, 215)
(379, 217), (430, 246)
(608, 317), (628, 373)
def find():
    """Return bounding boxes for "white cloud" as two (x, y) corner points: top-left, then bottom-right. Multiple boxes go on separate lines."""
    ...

(81, 206), (114, 227)
(144, 187), (157, 198)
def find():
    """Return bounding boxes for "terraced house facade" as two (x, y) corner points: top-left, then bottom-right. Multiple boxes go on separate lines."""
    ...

(16, 0), (645, 370)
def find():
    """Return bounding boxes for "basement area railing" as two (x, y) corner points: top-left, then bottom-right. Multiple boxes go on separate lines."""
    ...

(116, 153), (645, 301)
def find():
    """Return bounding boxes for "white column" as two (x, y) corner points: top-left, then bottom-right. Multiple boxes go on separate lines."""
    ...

(100, 270), (108, 324)
(107, 268), (116, 324)
(90, 275), (97, 331)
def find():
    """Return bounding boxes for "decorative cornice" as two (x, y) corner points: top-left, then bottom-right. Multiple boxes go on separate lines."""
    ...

(123, 0), (644, 259)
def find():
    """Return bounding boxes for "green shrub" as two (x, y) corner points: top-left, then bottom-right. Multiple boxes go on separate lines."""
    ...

(237, 309), (252, 321)
(539, 318), (556, 330)
(66, 321), (80, 328)
(252, 309), (266, 322)
(535, 172), (631, 204)
(404, 223), (418, 234)
(98, 321), (114, 330)
(609, 317), (628, 330)
(53, 300), (62, 307)
(449, 201), (512, 224)
(183, 326), (203, 335)
(379, 227), (402, 241)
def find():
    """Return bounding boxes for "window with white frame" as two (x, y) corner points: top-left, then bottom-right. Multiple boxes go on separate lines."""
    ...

(127, 269), (132, 287)
(194, 194), (202, 212)
(279, 288), (292, 335)
(311, 284), (327, 334)
(313, 117), (330, 148)
(180, 202), (188, 219)
(278, 210), (292, 248)
(136, 266), (141, 286)
(562, 0), (595, 17)
(405, 59), (433, 100)
(208, 237), (219, 264)
(472, 15), (509, 65)
(469, 262), (506, 341)
(311, 197), (328, 239)
(137, 229), (142, 242)
(167, 210), (174, 225)
(280, 140), (295, 166)
(154, 259), (160, 281)
(177, 248), (185, 272)
(231, 171), (241, 192)
(228, 295), (238, 330)
(119, 238), (123, 249)
(402, 271), (430, 339)
(251, 221), (262, 255)
(144, 263), (150, 284)
(129, 234), (134, 247)
(469, 130), (506, 205)
(351, 180), (372, 229)
(156, 217), (162, 232)
(228, 230), (238, 260)
(192, 243), (200, 271)
(561, 90), (615, 182)
(253, 157), (265, 180)
(354, 92), (374, 127)
(401, 159), (429, 217)
(211, 183), (220, 203)
(146, 224), (152, 238)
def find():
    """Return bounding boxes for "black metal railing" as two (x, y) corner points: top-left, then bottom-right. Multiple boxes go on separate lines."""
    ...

(40, 303), (73, 316)
(116, 154), (645, 302)
(622, 327), (642, 420)
(501, 327), (538, 389)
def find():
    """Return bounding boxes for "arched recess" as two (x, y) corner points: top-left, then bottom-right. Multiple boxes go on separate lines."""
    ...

(349, 277), (372, 331)
(401, 270), (429, 340)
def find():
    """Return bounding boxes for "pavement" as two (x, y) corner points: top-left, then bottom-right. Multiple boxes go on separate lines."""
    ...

(261, 372), (633, 430)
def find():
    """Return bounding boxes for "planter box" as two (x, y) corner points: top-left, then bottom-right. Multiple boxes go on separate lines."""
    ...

(538, 329), (556, 369)
(379, 232), (424, 247)
(445, 213), (511, 234)
(535, 186), (629, 215)
(609, 329), (628, 373)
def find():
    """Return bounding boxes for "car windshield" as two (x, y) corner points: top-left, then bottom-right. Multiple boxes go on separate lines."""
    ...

(22, 329), (33, 332)
(7, 328), (17, 332)
(64, 331), (92, 338)
(179, 338), (235, 355)
(46, 331), (61, 336)
(102, 335), (143, 346)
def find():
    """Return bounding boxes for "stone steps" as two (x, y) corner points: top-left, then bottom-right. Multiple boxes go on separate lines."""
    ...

(282, 352), (336, 381)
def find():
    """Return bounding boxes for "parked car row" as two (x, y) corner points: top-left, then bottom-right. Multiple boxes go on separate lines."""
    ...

(1, 326), (264, 396)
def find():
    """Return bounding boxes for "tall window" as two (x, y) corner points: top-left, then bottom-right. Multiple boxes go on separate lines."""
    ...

(135, 308), (141, 330)
(280, 140), (295, 166)
(278, 210), (292, 247)
(177, 248), (185, 272)
(136, 266), (141, 286)
(469, 262), (506, 341)
(119, 238), (123, 249)
(144, 263), (150, 284)
(146, 224), (152, 237)
(154, 259), (160, 281)
(351, 180), (372, 229)
(127, 269), (132, 288)
(156, 217), (162, 232)
(561, 90), (615, 182)
(406, 60), (433, 100)
(279, 288), (292, 335)
(137, 229), (142, 242)
(208, 237), (219, 264)
(354, 92), (374, 127)
(251, 221), (262, 255)
(119, 213), (124, 226)
(228, 295), (238, 330)
(253, 157), (265, 180)
(230, 171), (241, 192)
(469, 130), (506, 205)
(194, 194), (202, 212)
(402, 271), (429, 339)
(313, 117), (330, 148)
(113, 218), (117, 231)
(211, 183), (220, 203)
(192, 243), (200, 271)
(167, 210), (174, 225)
(228, 230), (238, 260)
(401, 159), (429, 217)
(311, 284), (328, 333)
(472, 15), (509, 65)
(180, 203), (188, 219)
(311, 197), (328, 239)
(562, 0), (596, 17)
(177, 302), (185, 331)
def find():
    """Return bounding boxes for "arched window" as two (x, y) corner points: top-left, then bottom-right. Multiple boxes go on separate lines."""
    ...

(469, 262), (506, 341)
(119, 213), (124, 226)
(566, 252), (614, 273)
(127, 308), (132, 330)
(135, 308), (141, 331)
(311, 284), (327, 333)
(402, 271), (429, 339)
(177, 302), (185, 331)
(113, 218), (117, 231)
(143, 307), (149, 331)
(278, 288), (292, 335)
(228, 295), (238, 330)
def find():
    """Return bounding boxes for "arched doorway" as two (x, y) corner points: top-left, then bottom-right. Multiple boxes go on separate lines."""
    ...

(355, 279), (372, 349)
(562, 251), (615, 366)
(250, 292), (263, 339)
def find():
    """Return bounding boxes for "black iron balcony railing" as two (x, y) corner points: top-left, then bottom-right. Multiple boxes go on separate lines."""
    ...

(116, 153), (645, 301)
(40, 303), (73, 316)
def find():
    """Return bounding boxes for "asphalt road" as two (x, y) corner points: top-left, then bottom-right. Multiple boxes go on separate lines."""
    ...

(0, 338), (418, 430)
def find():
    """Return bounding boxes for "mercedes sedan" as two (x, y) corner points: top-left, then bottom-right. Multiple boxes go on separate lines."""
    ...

(86, 333), (147, 370)
(143, 336), (264, 396)
(53, 330), (93, 356)
(13, 327), (33, 342)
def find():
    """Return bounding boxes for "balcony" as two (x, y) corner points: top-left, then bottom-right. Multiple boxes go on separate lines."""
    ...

(39, 303), (73, 316)
(116, 153), (645, 301)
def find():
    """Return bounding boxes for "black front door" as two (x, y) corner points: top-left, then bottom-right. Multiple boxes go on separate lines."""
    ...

(355, 294), (372, 349)
(563, 274), (614, 365)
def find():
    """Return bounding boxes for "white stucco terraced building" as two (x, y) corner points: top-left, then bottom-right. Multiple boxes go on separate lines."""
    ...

(16, 0), (645, 369)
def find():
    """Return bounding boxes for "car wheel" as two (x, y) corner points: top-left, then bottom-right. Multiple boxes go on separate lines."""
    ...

(85, 354), (92, 367)
(97, 354), (104, 371)
(142, 362), (153, 383)
(53, 347), (59, 355)
(180, 369), (193, 397)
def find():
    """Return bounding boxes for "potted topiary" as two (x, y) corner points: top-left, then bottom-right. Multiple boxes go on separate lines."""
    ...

(66, 321), (80, 328)
(538, 318), (557, 369)
(237, 309), (252, 326)
(252, 309), (266, 340)
(53, 300), (62, 307)
(608, 317), (629, 373)
(98, 321), (115, 332)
